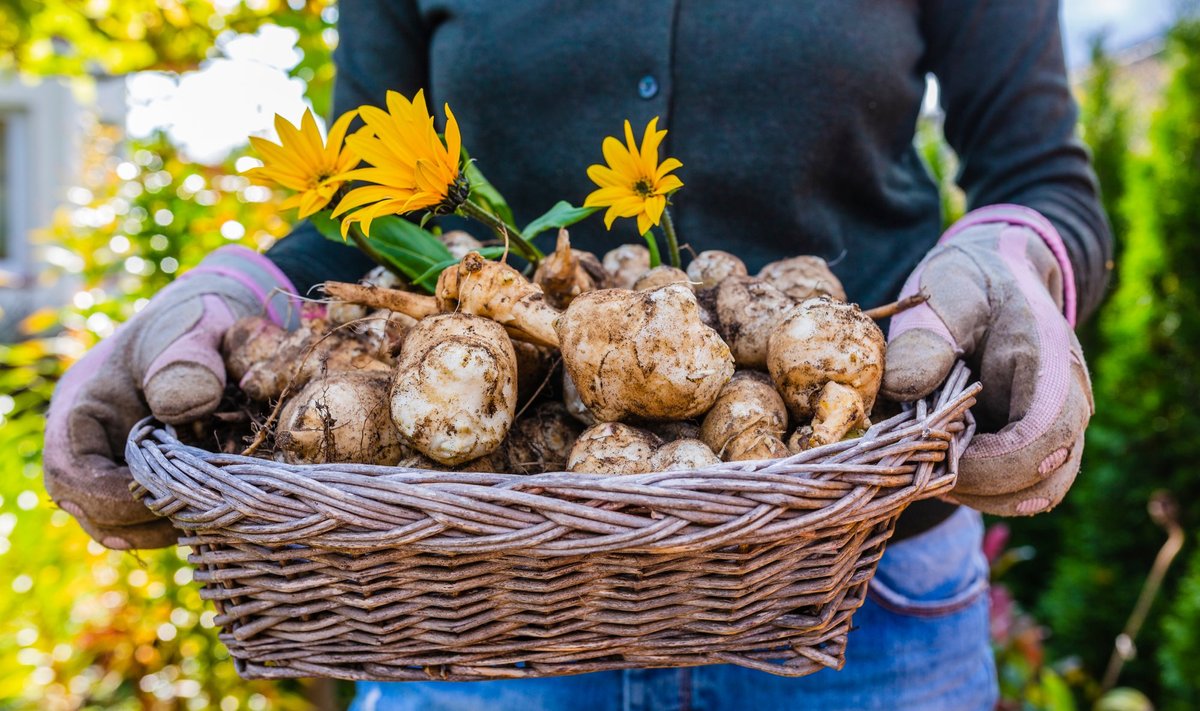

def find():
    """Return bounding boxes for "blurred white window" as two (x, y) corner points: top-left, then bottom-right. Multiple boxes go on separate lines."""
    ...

(0, 108), (31, 270)
(0, 79), (80, 278)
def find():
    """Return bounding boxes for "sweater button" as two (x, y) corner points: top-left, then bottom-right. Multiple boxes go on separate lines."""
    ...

(637, 75), (659, 99)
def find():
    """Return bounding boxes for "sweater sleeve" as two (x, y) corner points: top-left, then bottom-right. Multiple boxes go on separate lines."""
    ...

(265, 0), (430, 293)
(920, 0), (1113, 322)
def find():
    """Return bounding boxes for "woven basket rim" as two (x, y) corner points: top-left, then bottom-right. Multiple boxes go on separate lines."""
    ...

(126, 363), (979, 556)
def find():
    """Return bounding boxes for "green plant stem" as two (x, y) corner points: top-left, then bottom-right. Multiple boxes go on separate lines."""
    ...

(642, 231), (662, 268)
(659, 206), (681, 268)
(459, 198), (543, 264)
(347, 222), (407, 280)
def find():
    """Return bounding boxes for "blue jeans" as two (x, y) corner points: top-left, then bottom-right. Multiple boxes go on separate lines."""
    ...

(351, 507), (996, 711)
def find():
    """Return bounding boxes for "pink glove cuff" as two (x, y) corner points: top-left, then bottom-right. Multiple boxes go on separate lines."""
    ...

(940, 205), (1077, 327)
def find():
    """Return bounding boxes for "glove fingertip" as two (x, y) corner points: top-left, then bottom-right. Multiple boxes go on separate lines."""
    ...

(145, 363), (224, 425)
(881, 329), (957, 402)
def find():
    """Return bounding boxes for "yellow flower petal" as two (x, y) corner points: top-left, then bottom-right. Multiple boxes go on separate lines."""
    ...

(413, 160), (445, 195)
(280, 193), (304, 210)
(623, 120), (638, 155)
(655, 157), (682, 182)
(639, 117), (663, 173)
(584, 117), (683, 237)
(325, 109), (359, 165)
(443, 104), (462, 173)
(637, 212), (652, 236)
(298, 189), (328, 219)
(332, 185), (407, 217)
(644, 195), (666, 227)
(336, 167), (414, 186)
(248, 136), (311, 176)
(601, 136), (639, 179)
(586, 164), (626, 189)
(603, 205), (622, 230)
(610, 196), (647, 218)
(244, 166), (309, 192)
(657, 175), (684, 194)
(585, 186), (634, 206)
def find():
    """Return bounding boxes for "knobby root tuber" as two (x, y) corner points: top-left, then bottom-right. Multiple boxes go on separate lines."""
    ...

(557, 284), (735, 422)
(767, 296), (885, 441)
(700, 371), (790, 461)
(602, 244), (651, 290)
(275, 371), (404, 465)
(686, 250), (748, 289)
(533, 230), (611, 309)
(758, 256), (846, 302)
(390, 313), (518, 465)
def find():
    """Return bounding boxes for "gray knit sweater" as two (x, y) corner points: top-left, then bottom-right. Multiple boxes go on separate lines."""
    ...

(268, 0), (1111, 317)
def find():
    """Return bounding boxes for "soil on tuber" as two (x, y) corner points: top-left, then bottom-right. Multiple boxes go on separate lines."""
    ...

(567, 422), (662, 475)
(767, 296), (885, 446)
(634, 266), (692, 292)
(710, 276), (797, 370)
(275, 371), (405, 465)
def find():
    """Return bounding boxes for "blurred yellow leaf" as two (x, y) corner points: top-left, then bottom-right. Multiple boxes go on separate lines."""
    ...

(17, 307), (60, 336)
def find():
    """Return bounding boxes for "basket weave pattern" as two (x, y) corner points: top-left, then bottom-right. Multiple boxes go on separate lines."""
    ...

(127, 364), (979, 681)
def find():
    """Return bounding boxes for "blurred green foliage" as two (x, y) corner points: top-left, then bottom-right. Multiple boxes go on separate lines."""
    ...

(1007, 19), (1200, 710)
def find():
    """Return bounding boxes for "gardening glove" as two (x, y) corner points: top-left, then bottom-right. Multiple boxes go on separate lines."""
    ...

(882, 205), (1094, 517)
(44, 246), (300, 550)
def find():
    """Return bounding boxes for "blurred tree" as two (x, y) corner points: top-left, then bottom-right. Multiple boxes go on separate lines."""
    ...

(0, 0), (337, 115)
(1146, 19), (1200, 708)
(1001, 31), (1132, 620)
(1036, 19), (1200, 707)
(1161, 544), (1200, 707)
(0, 0), (339, 706)
(1077, 32), (1130, 350)
(0, 115), (318, 708)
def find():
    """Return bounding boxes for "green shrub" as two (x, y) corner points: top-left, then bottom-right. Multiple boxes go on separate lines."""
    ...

(1032, 20), (1200, 706)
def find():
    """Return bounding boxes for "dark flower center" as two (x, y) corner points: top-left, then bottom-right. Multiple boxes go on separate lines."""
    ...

(434, 173), (471, 215)
(633, 178), (654, 197)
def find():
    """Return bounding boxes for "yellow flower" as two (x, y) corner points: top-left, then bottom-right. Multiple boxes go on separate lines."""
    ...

(245, 109), (359, 219)
(332, 89), (466, 237)
(584, 117), (683, 236)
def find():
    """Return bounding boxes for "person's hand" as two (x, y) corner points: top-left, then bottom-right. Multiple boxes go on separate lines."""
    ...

(43, 246), (298, 549)
(882, 205), (1094, 516)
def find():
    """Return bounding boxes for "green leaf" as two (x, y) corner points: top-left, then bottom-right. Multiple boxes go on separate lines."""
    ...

(308, 210), (345, 242)
(411, 246), (509, 289)
(367, 215), (454, 263)
(521, 201), (601, 242)
(463, 158), (516, 229)
(310, 212), (444, 288)
(315, 226), (428, 280)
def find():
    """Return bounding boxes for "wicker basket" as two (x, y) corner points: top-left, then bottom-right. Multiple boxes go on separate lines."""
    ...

(125, 363), (979, 681)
